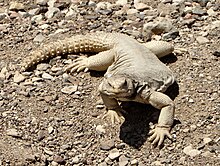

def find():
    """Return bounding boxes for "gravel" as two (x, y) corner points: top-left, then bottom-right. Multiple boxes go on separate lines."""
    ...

(0, 0), (219, 165)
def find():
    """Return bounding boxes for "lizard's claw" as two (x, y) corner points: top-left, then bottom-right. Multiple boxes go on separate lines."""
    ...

(148, 126), (172, 147)
(64, 56), (89, 73)
(103, 109), (125, 125)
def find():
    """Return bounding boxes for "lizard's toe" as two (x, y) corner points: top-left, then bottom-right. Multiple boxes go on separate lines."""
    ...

(103, 109), (125, 125)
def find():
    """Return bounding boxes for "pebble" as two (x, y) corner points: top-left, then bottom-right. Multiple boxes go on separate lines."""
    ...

(96, 125), (106, 135)
(31, 14), (43, 23)
(213, 51), (220, 57)
(9, 2), (24, 11)
(72, 156), (80, 164)
(13, 71), (26, 83)
(37, 64), (51, 71)
(127, 9), (138, 15)
(130, 159), (138, 165)
(119, 155), (129, 166)
(44, 148), (54, 155)
(116, 0), (128, 6)
(183, 145), (201, 157)
(196, 36), (210, 44)
(108, 148), (120, 160)
(61, 85), (78, 94)
(36, 0), (48, 6)
(203, 137), (212, 144)
(53, 155), (65, 164)
(33, 34), (45, 42)
(45, 7), (60, 19)
(42, 72), (54, 80)
(6, 129), (21, 138)
(100, 139), (115, 150)
(134, 3), (150, 11)
(48, 126), (54, 134)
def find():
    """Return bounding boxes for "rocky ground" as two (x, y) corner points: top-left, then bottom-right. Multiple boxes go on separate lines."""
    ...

(0, 0), (219, 165)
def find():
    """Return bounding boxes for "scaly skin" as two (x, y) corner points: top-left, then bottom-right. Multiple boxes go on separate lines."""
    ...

(22, 32), (176, 147)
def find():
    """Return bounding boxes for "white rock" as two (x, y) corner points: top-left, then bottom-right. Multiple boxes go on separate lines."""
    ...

(183, 145), (201, 157)
(127, 9), (138, 15)
(61, 86), (78, 94)
(108, 149), (120, 160)
(116, 0), (128, 6)
(134, 3), (150, 11)
(7, 129), (20, 137)
(96, 125), (106, 135)
(48, 126), (54, 134)
(33, 34), (45, 42)
(31, 14), (43, 23)
(72, 156), (80, 164)
(203, 137), (212, 144)
(13, 71), (26, 83)
(9, 2), (24, 11)
(36, 0), (48, 6)
(196, 36), (210, 44)
(131, 159), (138, 165)
(42, 72), (54, 80)
(45, 7), (60, 19)
(37, 63), (50, 71)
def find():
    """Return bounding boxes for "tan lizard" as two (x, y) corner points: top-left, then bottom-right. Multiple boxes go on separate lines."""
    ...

(22, 32), (176, 147)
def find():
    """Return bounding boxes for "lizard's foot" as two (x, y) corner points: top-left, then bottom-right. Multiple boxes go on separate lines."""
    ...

(103, 109), (125, 125)
(64, 56), (89, 73)
(148, 125), (172, 147)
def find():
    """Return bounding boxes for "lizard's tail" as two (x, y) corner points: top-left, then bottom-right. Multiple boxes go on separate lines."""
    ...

(21, 33), (112, 71)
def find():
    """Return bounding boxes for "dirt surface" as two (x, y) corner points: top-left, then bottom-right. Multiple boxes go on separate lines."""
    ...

(0, 0), (219, 165)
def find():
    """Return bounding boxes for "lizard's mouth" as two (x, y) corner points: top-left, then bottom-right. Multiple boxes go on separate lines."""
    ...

(100, 76), (135, 97)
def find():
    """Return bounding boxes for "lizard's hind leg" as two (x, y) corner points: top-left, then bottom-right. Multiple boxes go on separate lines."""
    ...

(65, 49), (115, 73)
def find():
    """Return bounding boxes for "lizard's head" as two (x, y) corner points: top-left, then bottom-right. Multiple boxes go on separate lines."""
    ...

(99, 75), (135, 98)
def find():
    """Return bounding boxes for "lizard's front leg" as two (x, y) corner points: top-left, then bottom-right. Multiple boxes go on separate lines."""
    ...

(142, 91), (175, 147)
(64, 50), (115, 73)
(99, 90), (125, 124)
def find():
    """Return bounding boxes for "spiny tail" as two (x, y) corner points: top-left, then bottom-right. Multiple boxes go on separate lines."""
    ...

(21, 33), (113, 71)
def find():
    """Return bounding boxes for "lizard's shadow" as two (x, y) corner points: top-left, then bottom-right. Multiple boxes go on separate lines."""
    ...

(119, 81), (179, 149)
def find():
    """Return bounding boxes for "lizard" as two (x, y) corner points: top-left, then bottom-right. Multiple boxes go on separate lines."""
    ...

(21, 32), (176, 147)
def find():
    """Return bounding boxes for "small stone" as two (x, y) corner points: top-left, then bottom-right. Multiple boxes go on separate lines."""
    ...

(7, 129), (21, 138)
(119, 155), (129, 166)
(61, 85), (78, 94)
(134, 3), (150, 11)
(72, 156), (80, 164)
(37, 63), (51, 71)
(192, 7), (207, 15)
(108, 148), (120, 160)
(203, 137), (212, 145)
(201, 151), (213, 157)
(13, 71), (26, 83)
(48, 126), (54, 134)
(45, 7), (60, 19)
(44, 148), (54, 155)
(31, 15), (43, 23)
(42, 72), (54, 80)
(9, 2), (24, 11)
(127, 9), (138, 15)
(36, 0), (48, 6)
(151, 161), (162, 165)
(37, 130), (46, 141)
(96, 125), (106, 135)
(100, 139), (115, 150)
(53, 155), (65, 164)
(33, 34), (45, 42)
(190, 124), (197, 131)
(28, 8), (40, 15)
(183, 145), (201, 157)
(131, 159), (138, 165)
(116, 0), (128, 6)
(207, 8), (217, 17)
(196, 36), (209, 44)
